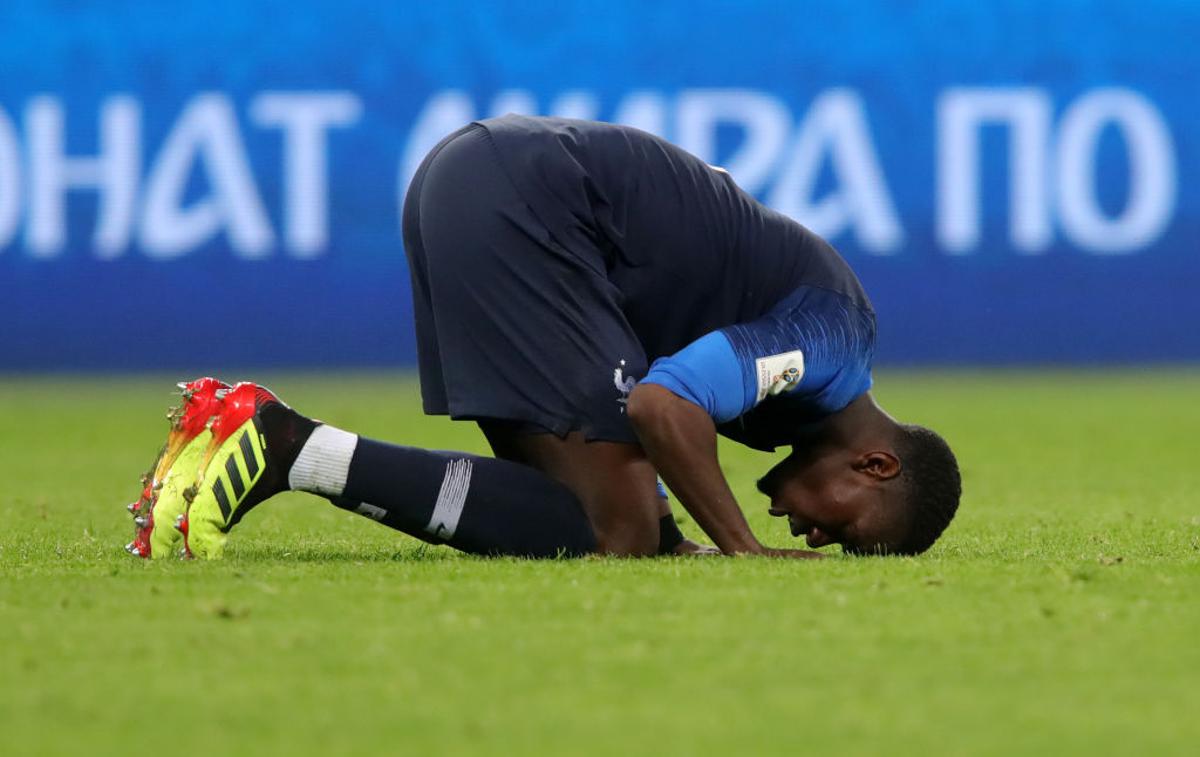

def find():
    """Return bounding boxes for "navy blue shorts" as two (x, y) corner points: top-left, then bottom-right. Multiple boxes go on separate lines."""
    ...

(402, 124), (645, 443)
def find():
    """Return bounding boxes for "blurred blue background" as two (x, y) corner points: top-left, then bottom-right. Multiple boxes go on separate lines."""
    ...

(1, 0), (1196, 370)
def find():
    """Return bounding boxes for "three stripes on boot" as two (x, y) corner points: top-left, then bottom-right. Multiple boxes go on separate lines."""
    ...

(210, 418), (267, 523)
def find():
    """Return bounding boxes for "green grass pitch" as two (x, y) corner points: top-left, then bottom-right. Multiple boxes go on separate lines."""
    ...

(1, 370), (1198, 755)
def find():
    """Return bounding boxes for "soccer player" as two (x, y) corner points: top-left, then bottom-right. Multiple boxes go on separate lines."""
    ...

(124, 116), (961, 560)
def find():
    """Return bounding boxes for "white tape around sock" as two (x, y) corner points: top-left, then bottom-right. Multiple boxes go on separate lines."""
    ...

(288, 425), (359, 497)
(425, 458), (474, 541)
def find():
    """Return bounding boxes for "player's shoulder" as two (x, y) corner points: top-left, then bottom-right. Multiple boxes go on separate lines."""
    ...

(715, 285), (876, 450)
(727, 285), (876, 354)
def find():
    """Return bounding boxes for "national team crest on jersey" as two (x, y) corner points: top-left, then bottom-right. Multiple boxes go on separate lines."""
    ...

(613, 359), (637, 412)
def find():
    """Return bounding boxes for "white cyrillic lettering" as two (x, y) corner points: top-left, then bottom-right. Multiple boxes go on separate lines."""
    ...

(140, 94), (273, 259)
(769, 89), (903, 254)
(1056, 88), (1176, 254)
(251, 92), (362, 258)
(548, 91), (599, 121)
(488, 90), (537, 118)
(937, 88), (1052, 254)
(0, 108), (20, 250)
(676, 89), (791, 195)
(26, 96), (140, 259)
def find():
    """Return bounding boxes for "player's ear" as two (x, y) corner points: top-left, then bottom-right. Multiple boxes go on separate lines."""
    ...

(855, 450), (901, 480)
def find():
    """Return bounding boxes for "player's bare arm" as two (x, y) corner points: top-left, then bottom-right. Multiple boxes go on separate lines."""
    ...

(628, 383), (823, 558)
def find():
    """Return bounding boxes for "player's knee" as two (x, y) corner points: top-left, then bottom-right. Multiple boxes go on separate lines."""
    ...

(593, 522), (659, 557)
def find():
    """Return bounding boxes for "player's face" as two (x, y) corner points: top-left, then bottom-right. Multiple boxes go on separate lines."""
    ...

(756, 446), (905, 553)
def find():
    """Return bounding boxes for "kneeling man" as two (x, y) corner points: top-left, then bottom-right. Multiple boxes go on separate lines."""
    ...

(124, 116), (961, 561)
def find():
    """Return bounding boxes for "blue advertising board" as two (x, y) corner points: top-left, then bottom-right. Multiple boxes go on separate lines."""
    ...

(1, 0), (1197, 369)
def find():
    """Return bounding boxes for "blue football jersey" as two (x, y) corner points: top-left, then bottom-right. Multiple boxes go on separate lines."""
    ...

(642, 285), (876, 450)
(478, 115), (875, 449)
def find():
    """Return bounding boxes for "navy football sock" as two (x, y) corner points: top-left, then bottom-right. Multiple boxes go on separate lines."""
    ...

(288, 427), (596, 558)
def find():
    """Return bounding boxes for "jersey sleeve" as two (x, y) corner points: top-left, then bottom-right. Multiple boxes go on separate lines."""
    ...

(640, 287), (876, 424)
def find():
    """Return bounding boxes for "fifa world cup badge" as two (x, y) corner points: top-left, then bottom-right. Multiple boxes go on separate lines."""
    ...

(754, 351), (806, 402)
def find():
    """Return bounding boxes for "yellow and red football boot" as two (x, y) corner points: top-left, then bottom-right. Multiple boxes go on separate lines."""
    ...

(124, 378), (229, 558)
(178, 382), (308, 559)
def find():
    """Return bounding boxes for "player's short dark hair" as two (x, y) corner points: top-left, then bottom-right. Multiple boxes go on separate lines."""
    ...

(890, 424), (962, 555)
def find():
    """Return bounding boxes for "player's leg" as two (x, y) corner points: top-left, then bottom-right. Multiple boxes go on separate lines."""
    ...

(408, 124), (686, 556)
(155, 383), (597, 559)
(510, 433), (662, 556)
(296, 422), (599, 559)
(170, 124), (598, 560)
(480, 421), (686, 556)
